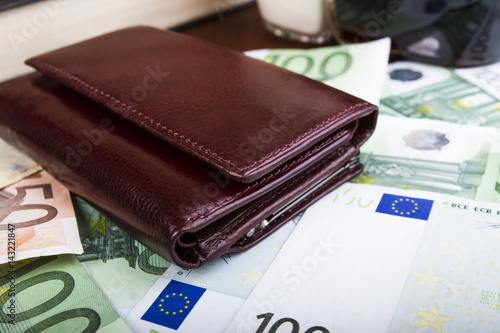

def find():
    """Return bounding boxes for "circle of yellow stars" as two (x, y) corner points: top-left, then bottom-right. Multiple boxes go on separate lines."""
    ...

(392, 198), (418, 216)
(157, 293), (190, 315)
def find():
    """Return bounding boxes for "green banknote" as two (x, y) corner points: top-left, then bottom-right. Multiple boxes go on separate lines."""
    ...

(380, 61), (500, 127)
(0, 255), (131, 332)
(353, 115), (500, 202)
(455, 60), (500, 102)
(245, 37), (390, 105)
(72, 196), (171, 318)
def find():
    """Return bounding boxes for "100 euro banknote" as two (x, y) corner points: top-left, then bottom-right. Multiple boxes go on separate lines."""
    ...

(380, 61), (500, 127)
(224, 183), (444, 332)
(245, 37), (390, 105)
(225, 183), (500, 332)
(355, 115), (500, 202)
(388, 195), (500, 332)
(0, 255), (131, 332)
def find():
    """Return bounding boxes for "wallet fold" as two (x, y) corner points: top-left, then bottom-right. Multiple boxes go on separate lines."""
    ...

(0, 27), (378, 268)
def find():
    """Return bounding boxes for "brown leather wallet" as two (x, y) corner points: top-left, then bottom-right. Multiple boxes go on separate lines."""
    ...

(0, 26), (377, 268)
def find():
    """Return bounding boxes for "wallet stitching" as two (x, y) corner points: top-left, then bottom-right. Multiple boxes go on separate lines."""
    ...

(238, 103), (366, 172)
(201, 146), (348, 254)
(34, 62), (368, 174)
(188, 130), (348, 222)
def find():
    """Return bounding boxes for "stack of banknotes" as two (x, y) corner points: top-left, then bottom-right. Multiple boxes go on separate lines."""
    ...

(1, 36), (499, 332)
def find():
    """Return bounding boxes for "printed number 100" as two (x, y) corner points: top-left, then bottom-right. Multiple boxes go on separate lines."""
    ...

(256, 313), (329, 333)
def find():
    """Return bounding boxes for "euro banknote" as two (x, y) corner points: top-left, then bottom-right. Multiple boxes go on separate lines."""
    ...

(0, 172), (83, 264)
(355, 115), (500, 202)
(0, 139), (41, 190)
(245, 37), (390, 105)
(380, 61), (500, 127)
(0, 255), (131, 332)
(225, 183), (455, 332)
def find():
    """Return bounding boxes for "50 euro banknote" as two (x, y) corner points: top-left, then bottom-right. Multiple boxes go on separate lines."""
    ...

(0, 172), (83, 264)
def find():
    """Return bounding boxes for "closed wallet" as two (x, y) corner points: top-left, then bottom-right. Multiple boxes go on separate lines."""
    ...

(0, 26), (377, 268)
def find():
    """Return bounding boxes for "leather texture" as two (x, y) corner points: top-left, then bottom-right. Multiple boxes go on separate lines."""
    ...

(0, 27), (378, 268)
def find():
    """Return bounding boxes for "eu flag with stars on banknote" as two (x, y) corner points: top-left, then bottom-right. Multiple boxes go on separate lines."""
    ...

(141, 280), (206, 330)
(376, 194), (433, 221)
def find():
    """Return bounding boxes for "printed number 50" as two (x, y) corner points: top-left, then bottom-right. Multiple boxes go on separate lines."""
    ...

(256, 313), (329, 333)
(0, 184), (57, 230)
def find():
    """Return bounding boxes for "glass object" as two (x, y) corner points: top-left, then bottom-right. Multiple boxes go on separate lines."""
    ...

(329, 0), (500, 67)
(257, 0), (333, 44)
